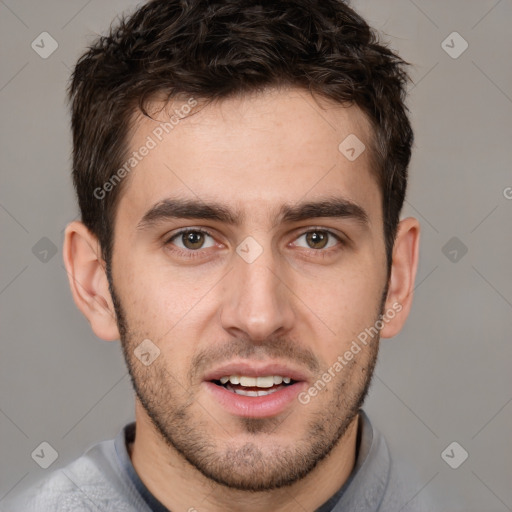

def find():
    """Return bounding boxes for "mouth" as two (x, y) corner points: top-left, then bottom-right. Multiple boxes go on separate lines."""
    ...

(211, 374), (297, 397)
(202, 363), (308, 418)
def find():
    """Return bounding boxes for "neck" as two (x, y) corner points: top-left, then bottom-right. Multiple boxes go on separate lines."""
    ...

(130, 401), (359, 512)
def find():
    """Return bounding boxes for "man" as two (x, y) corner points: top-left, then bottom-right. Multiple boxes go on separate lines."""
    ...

(5, 0), (428, 510)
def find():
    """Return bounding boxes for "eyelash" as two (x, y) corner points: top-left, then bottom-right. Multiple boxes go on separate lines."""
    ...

(165, 227), (346, 260)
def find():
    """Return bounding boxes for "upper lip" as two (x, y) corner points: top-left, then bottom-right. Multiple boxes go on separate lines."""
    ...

(203, 361), (310, 383)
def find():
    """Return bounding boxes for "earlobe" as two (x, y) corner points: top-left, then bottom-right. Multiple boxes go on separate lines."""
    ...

(380, 217), (420, 339)
(63, 221), (120, 341)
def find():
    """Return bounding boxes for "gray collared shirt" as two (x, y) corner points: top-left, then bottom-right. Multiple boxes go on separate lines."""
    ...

(1, 410), (435, 511)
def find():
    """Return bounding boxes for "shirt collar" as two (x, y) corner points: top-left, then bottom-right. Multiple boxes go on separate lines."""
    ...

(323, 409), (391, 511)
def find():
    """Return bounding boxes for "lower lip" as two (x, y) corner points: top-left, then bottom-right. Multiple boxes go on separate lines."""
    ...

(203, 381), (307, 418)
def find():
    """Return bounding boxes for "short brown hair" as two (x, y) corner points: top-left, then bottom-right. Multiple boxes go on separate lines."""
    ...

(68, 0), (414, 272)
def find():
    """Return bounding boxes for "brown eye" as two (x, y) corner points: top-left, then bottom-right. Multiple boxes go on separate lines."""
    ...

(182, 231), (205, 250)
(168, 229), (216, 251)
(293, 229), (341, 251)
(305, 231), (329, 249)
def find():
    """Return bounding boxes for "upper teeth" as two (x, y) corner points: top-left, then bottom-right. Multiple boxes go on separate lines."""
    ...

(219, 375), (291, 387)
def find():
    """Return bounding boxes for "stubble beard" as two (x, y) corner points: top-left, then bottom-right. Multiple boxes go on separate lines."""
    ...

(109, 279), (382, 491)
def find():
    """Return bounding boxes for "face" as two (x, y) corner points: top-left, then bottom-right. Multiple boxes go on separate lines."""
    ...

(109, 87), (389, 491)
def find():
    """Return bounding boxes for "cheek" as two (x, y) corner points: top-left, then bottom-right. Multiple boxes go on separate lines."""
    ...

(296, 263), (383, 349)
(127, 278), (194, 331)
(117, 259), (221, 363)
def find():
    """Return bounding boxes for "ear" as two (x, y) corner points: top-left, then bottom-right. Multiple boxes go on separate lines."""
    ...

(380, 217), (420, 339)
(63, 221), (120, 341)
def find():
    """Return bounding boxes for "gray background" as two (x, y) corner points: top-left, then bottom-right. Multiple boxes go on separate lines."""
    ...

(0, 0), (511, 510)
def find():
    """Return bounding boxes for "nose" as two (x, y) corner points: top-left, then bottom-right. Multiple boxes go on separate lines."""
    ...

(220, 243), (295, 343)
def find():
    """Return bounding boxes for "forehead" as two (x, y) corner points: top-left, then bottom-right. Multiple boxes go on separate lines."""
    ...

(117, 87), (381, 228)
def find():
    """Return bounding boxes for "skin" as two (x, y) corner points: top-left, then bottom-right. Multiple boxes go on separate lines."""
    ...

(63, 86), (420, 512)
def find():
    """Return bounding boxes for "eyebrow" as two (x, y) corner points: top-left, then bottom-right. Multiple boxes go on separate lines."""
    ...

(278, 197), (369, 228)
(136, 196), (370, 231)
